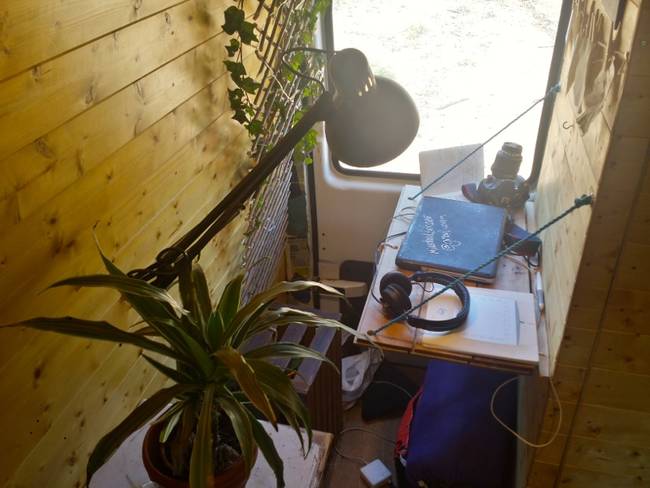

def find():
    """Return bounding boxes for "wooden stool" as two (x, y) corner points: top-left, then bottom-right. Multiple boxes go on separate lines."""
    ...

(244, 309), (343, 435)
(279, 324), (343, 435)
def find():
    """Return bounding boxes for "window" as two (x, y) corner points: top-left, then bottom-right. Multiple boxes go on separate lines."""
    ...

(328, 1), (562, 177)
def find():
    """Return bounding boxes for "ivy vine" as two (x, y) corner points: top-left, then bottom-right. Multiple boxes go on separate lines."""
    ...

(221, 0), (330, 164)
(222, 3), (262, 136)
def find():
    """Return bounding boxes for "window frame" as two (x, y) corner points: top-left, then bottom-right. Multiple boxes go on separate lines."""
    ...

(323, 1), (570, 186)
(322, 5), (420, 182)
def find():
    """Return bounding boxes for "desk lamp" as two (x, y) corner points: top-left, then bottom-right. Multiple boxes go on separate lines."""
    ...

(130, 48), (419, 287)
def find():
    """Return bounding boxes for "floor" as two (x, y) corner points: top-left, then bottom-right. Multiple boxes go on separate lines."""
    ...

(322, 358), (427, 488)
(323, 404), (402, 488)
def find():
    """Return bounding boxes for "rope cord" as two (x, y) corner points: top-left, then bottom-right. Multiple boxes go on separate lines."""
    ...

(490, 376), (562, 448)
(334, 427), (397, 465)
(410, 83), (561, 201)
(369, 194), (593, 336)
(333, 446), (367, 466)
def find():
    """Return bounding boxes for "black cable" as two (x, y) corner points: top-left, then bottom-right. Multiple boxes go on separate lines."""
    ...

(369, 195), (593, 336)
(526, 251), (540, 268)
(283, 46), (333, 57)
(280, 47), (331, 95)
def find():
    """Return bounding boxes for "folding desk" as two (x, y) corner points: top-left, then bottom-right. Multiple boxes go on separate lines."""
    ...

(356, 185), (548, 376)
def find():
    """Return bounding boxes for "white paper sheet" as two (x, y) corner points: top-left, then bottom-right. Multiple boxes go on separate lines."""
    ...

(461, 293), (519, 345)
(419, 290), (519, 345)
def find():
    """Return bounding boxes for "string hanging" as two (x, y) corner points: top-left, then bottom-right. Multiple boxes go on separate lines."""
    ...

(490, 376), (563, 448)
(410, 83), (561, 201)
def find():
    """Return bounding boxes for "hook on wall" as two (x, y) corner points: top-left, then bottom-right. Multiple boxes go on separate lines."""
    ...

(562, 120), (574, 130)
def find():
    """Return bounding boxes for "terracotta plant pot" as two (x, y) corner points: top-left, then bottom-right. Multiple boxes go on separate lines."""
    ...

(142, 422), (253, 488)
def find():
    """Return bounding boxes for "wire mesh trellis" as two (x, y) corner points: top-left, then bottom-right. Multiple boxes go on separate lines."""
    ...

(241, 0), (326, 303)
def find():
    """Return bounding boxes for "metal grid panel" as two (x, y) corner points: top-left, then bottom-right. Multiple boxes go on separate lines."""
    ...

(242, 0), (323, 302)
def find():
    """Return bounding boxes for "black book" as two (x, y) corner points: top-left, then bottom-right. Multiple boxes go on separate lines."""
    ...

(396, 196), (507, 282)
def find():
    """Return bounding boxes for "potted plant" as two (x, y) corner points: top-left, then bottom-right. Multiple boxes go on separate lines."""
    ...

(2, 248), (370, 488)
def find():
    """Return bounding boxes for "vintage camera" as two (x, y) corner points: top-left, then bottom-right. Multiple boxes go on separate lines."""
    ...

(461, 142), (541, 257)
(463, 142), (530, 209)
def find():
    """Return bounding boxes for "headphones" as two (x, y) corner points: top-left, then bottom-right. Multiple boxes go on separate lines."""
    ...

(379, 271), (470, 332)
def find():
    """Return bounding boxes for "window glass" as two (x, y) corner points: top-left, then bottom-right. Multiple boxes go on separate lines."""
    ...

(331, 0), (562, 176)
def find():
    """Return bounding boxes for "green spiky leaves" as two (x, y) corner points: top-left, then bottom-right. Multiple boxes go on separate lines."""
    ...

(1, 243), (375, 488)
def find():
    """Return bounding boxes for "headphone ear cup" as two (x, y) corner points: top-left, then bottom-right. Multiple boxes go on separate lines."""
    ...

(379, 272), (413, 296)
(380, 283), (412, 318)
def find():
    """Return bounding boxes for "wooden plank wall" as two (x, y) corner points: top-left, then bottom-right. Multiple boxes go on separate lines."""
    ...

(528, 0), (650, 485)
(0, 1), (263, 486)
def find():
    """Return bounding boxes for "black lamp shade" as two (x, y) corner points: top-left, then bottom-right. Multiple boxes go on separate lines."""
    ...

(324, 49), (419, 167)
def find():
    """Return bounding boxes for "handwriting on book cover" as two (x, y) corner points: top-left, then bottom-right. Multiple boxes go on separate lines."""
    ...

(423, 213), (462, 255)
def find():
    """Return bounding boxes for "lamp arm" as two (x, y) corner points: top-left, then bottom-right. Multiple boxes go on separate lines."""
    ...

(130, 92), (333, 288)
(184, 92), (333, 258)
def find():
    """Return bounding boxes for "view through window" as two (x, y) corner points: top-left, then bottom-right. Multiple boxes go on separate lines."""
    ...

(331, 0), (562, 177)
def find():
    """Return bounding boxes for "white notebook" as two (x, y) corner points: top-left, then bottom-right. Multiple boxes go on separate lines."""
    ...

(419, 144), (485, 197)
(418, 289), (519, 346)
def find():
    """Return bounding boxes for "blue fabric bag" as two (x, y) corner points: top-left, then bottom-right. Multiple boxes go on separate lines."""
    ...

(401, 360), (517, 488)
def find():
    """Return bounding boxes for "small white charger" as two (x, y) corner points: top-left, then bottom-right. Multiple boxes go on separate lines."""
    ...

(360, 459), (392, 487)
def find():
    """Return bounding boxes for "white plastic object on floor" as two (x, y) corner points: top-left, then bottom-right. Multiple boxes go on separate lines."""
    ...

(360, 459), (392, 487)
(341, 349), (382, 409)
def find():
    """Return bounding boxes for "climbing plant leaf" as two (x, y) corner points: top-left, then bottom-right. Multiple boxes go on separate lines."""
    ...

(222, 0), (331, 161)
(226, 38), (240, 57)
(222, 6), (245, 34)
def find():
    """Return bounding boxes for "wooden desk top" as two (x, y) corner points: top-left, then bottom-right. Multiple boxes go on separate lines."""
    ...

(356, 185), (541, 375)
